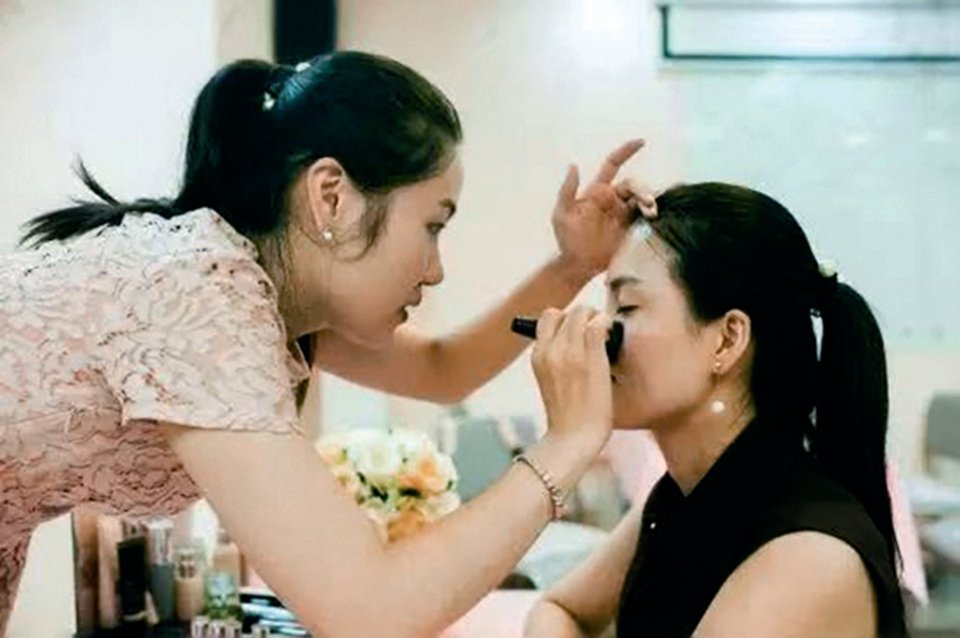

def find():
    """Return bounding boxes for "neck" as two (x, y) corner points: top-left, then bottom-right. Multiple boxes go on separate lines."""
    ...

(256, 229), (329, 343)
(653, 395), (756, 495)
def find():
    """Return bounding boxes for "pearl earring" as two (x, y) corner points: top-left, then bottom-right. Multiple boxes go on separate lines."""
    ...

(710, 358), (725, 414)
(320, 228), (334, 243)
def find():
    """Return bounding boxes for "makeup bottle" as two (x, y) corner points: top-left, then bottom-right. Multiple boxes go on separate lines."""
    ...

(250, 624), (273, 638)
(96, 516), (123, 629)
(175, 545), (206, 622)
(190, 615), (210, 638)
(211, 527), (242, 587)
(117, 536), (148, 634)
(146, 518), (175, 622)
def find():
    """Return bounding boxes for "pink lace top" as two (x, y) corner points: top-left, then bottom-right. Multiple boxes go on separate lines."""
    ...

(0, 209), (310, 630)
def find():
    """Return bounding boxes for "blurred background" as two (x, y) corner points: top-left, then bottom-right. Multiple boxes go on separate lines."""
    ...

(1, 0), (958, 635)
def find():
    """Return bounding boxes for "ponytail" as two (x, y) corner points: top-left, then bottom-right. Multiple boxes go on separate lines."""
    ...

(20, 52), (461, 250)
(647, 183), (900, 570)
(813, 282), (899, 565)
(20, 60), (285, 248)
(19, 162), (178, 247)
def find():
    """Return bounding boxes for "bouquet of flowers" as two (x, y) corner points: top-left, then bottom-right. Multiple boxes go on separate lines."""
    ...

(316, 428), (461, 542)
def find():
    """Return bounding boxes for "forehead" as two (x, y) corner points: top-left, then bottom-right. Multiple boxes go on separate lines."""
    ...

(607, 227), (674, 288)
(393, 153), (464, 204)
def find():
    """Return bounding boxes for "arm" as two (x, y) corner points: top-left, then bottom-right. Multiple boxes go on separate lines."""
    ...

(164, 306), (615, 638)
(525, 500), (646, 637)
(312, 139), (645, 403)
(165, 424), (601, 638)
(312, 256), (590, 403)
(694, 532), (877, 637)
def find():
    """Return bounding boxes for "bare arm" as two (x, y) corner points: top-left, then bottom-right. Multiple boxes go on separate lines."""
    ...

(312, 140), (645, 403)
(694, 532), (877, 637)
(164, 306), (616, 637)
(525, 500), (646, 637)
(166, 424), (601, 638)
(312, 256), (590, 403)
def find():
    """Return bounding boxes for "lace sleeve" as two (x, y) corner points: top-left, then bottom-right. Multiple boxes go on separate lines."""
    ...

(99, 252), (304, 435)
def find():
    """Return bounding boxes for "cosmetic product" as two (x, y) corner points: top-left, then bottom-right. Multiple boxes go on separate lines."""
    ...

(116, 536), (148, 632)
(211, 527), (242, 588)
(190, 615), (209, 638)
(204, 570), (243, 621)
(511, 317), (624, 363)
(145, 592), (159, 626)
(175, 545), (206, 622)
(250, 624), (272, 638)
(207, 620), (226, 638)
(96, 516), (123, 629)
(146, 517), (175, 622)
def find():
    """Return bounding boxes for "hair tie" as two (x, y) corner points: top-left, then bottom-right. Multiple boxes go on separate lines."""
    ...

(262, 92), (276, 112)
(812, 259), (839, 316)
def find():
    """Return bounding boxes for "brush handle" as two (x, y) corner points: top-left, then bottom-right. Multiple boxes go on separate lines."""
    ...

(511, 317), (623, 364)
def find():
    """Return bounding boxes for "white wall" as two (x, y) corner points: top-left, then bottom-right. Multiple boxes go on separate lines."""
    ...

(333, 0), (960, 471)
(2, 0), (957, 633)
(1, 1), (269, 634)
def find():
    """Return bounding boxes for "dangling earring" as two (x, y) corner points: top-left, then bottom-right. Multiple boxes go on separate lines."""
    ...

(710, 358), (726, 415)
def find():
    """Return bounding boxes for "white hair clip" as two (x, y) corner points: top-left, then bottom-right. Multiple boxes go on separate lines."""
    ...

(295, 61), (312, 73)
(818, 258), (838, 279)
(262, 92), (276, 112)
(632, 221), (654, 242)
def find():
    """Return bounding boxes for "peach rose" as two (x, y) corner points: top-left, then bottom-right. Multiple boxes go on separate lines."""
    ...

(387, 508), (429, 542)
(398, 456), (449, 495)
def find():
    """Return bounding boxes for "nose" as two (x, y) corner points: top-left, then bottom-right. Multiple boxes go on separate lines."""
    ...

(422, 244), (444, 287)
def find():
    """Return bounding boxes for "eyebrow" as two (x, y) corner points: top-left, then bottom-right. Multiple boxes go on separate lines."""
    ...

(440, 198), (457, 220)
(607, 275), (642, 293)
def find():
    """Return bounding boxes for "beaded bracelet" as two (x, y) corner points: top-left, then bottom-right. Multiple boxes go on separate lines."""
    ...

(514, 453), (567, 521)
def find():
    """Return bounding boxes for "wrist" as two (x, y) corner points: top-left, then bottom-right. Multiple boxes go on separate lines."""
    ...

(531, 429), (608, 493)
(548, 254), (598, 291)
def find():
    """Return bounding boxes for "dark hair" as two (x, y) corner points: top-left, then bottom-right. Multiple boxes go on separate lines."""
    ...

(20, 51), (462, 250)
(637, 182), (897, 567)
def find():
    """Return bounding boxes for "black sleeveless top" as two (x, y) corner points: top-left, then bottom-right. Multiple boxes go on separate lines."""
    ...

(615, 417), (906, 637)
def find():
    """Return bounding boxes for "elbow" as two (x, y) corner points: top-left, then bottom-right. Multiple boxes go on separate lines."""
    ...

(423, 338), (475, 405)
(438, 384), (473, 406)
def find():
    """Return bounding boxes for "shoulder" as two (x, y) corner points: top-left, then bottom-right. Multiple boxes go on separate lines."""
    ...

(696, 531), (876, 637)
(106, 210), (276, 306)
(753, 457), (892, 572)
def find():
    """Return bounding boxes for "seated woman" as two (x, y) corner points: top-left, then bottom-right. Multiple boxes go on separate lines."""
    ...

(524, 182), (906, 637)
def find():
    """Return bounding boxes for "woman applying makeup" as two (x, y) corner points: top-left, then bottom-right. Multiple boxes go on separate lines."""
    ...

(0, 51), (641, 636)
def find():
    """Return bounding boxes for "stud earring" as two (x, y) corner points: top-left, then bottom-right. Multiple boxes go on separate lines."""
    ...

(320, 228), (334, 243)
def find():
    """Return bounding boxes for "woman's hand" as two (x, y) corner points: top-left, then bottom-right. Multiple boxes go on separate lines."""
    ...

(552, 139), (645, 281)
(532, 306), (615, 451)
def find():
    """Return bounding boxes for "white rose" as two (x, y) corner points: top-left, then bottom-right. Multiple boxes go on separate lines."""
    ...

(435, 453), (459, 486)
(394, 429), (434, 463)
(351, 433), (403, 483)
(423, 491), (461, 519)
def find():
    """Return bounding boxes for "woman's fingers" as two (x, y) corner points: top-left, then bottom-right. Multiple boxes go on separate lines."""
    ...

(592, 139), (645, 185)
(556, 164), (580, 209)
(559, 305), (597, 351)
(615, 177), (658, 219)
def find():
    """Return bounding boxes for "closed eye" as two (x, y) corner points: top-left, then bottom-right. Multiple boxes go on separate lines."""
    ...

(616, 305), (639, 315)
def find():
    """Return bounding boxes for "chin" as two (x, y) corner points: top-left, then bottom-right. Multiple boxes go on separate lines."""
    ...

(612, 395), (655, 431)
(613, 413), (652, 430)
